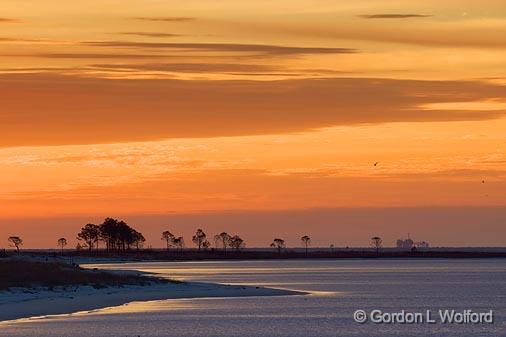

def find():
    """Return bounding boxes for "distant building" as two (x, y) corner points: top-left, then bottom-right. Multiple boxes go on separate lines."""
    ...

(396, 235), (429, 249)
(396, 238), (414, 249)
(415, 241), (430, 248)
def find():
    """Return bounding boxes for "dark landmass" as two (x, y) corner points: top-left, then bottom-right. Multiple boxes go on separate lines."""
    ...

(74, 247), (506, 260)
(4, 248), (506, 263)
(0, 259), (171, 291)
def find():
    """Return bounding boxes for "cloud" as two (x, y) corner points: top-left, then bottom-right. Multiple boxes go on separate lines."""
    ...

(222, 19), (506, 48)
(22, 152), (206, 169)
(358, 14), (432, 19)
(0, 66), (78, 73)
(83, 41), (357, 56)
(15, 53), (168, 59)
(0, 18), (19, 23)
(118, 32), (182, 38)
(1, 73), (506, 147)
(0, 37), (47, 43)
(374, 169), (506, 181)
(133, 17), (195, 22)
(90, 62), (278, 74)
(2, 167), (505, 221)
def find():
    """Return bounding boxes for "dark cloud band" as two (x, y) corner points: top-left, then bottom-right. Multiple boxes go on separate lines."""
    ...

(0, 74), (505, 147)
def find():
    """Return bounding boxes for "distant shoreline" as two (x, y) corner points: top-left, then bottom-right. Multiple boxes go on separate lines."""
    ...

(5, 248), (506, 263)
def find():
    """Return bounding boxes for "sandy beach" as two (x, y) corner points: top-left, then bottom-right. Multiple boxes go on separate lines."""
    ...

(0, 280), (302, 323)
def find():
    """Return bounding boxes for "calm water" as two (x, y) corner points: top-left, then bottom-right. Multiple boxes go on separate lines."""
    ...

(1, 259), (505, 336)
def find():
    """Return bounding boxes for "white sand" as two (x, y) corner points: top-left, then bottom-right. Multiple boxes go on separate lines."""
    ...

(0, 281), (302, 323)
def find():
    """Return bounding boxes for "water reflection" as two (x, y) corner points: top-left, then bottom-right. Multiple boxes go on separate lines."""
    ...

(1, 259), (505, 337)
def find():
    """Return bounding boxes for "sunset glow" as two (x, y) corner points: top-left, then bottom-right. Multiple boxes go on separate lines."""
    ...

(1, 0), (505, 247)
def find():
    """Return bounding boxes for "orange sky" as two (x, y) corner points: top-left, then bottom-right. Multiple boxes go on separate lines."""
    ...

(0, 0), (505, 248)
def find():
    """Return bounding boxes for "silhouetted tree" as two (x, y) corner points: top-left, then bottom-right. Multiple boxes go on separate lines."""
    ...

(99, 218), (119, 251)
(173, 236), (184, 252)
(131, 230), (145, 250)
(116, 220), (131, 251)
(371, 236), (382, 255)
(192, 229), (207, 251)
(202, 240), (211, 250)
(77, 224), (100, 253)
(8, 236), (22, 252)
(228, 235), (245, 251)
(214, 232), (231, 252)
(57, 237), (67, 254)
(97, 218), (145, 252)
(271, 238), (285, 254)
(161, 230), (175, 250)
(301, 235), (311, 255)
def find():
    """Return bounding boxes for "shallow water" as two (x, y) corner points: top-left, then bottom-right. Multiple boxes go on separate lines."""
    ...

(1, 259), (505, 336)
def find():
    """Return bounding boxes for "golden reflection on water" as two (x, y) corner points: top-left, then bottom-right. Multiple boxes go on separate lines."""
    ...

(0, 299), (198, 326)
(83, 263), (471, 275)
(93, 298), (197, 314)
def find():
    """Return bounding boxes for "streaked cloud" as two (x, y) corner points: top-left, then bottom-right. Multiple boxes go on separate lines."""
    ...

(0, 66), (79, 73)
(118, 32), (182, 38)
(0, 37), (50, 43)
(91, 62), (278, 74)
(83, 41), (357, 55)
(2, 167), (504, 212)
(0, 18), (19, 23)
(133, 17), (195, 22)
(14, 53), (168, 59)
(420, 100), (506, 111)
(358, 14), (432, 19)
(220, 19), (506, 48)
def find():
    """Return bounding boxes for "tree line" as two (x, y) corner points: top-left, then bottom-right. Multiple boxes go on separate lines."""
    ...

(5, 217), (385, 254)
(160, 229), (246, 252)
